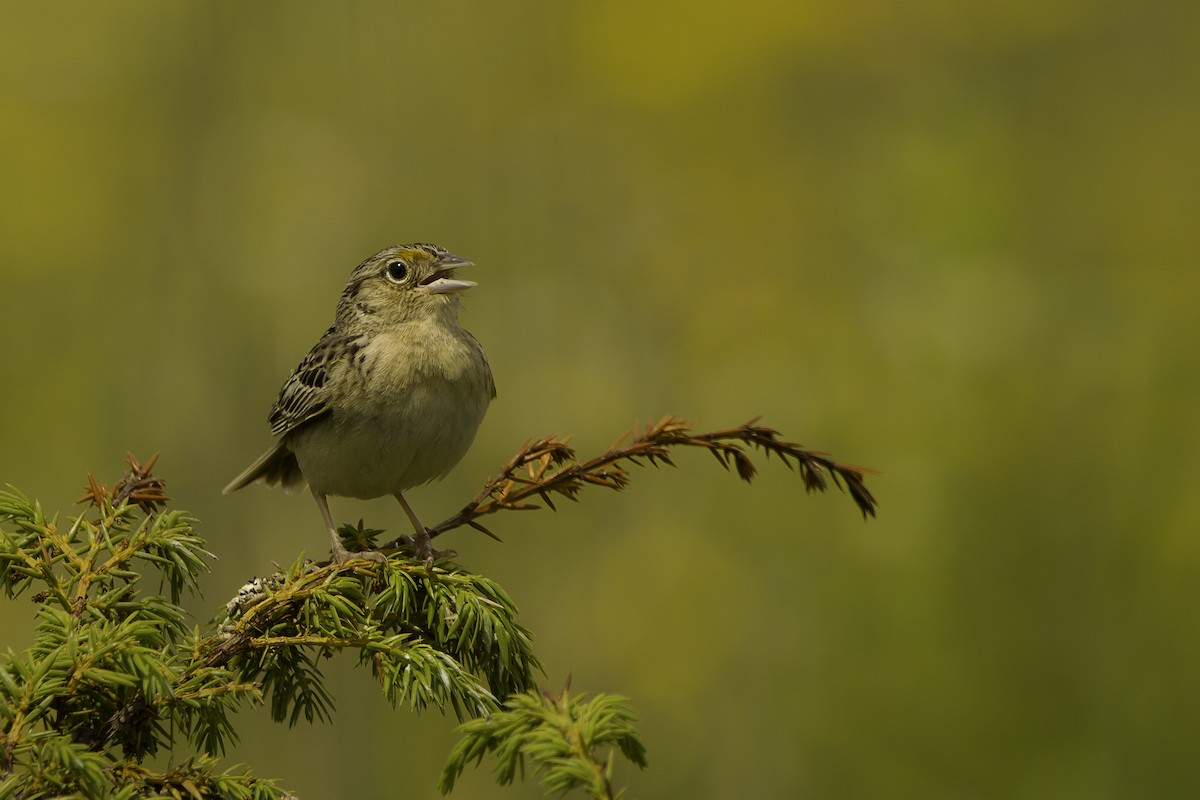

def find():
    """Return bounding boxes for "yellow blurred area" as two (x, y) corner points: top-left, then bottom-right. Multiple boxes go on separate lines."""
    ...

(578, 0), (1095, 105)
(2, 1), (1198, 797)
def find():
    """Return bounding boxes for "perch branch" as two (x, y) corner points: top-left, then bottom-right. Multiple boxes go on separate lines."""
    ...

(419, 416), (877, 545)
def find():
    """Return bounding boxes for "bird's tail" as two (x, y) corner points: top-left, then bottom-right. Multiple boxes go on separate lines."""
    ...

(222, 440), (308, 494)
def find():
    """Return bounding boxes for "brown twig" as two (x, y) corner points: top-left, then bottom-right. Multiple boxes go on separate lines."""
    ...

(76, 452), (170, 515)
(424, 416), (877, 543)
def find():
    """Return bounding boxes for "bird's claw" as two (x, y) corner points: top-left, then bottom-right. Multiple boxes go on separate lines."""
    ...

(330, 546), (388, 565)
(397, 530), (455, 567)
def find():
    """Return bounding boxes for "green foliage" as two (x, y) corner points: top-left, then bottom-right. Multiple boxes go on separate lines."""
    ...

(0, 427), (870, 796)
(0, 463), (553, 798)
(440, 682), (647, 799)
(0, 481), (283, 798)
(211, 530), (540, 725)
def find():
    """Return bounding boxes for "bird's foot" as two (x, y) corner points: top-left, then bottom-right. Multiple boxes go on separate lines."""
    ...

(330, 544), (388, 565)
(397, 529), (456, 567)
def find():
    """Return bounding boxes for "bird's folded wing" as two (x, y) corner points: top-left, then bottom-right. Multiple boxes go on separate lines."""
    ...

(268, 327), (360, 437)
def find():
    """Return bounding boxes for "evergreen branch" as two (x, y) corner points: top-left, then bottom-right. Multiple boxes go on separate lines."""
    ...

(199, 549), (540, 724)
(97, 755), (292, 800)
(0, 487), (74, 607)
(0, 457), (265, 790)
(1, 413), (877, 797)
(423, 415), (877, 543)
(439, 678), (647, 799)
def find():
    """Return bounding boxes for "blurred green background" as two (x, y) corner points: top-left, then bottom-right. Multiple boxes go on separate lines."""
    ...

(2, 2), (1199, 797)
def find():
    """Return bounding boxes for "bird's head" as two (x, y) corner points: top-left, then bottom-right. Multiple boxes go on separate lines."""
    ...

(338, 243), (477, 327)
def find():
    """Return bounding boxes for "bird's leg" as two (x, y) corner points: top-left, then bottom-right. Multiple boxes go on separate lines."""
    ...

(393, 491), (455, 565)
(313, 491), (385, 564)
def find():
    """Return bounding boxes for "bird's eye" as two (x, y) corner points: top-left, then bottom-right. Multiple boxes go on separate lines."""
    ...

(385, 260), (409, 283)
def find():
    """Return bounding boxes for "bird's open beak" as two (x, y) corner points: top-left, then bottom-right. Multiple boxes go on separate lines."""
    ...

(421, 254), (476, 295)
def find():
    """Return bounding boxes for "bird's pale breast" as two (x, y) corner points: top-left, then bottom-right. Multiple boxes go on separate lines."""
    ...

(287, 319), (492, 499)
